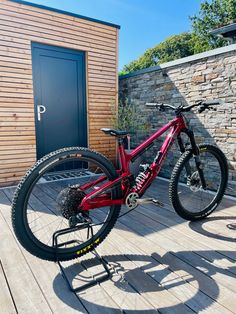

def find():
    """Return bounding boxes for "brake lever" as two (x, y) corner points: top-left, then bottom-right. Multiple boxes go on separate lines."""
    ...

(198, 104), (206, 113)
(209, 106), (217, 111)
(198, 105), (217, 113)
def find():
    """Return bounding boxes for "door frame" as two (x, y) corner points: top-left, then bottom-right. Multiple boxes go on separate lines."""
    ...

(31, 42), (88, 159)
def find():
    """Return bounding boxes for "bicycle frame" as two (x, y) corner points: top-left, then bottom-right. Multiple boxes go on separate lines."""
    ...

(79, 115), (188, 211)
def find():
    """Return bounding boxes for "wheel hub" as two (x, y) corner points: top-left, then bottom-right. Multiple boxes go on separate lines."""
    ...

(188, 171), (202, 192)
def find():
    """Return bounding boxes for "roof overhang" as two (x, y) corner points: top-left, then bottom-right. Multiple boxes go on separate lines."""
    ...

(9, 0), (121, 29)
(210, 22), (236, 40)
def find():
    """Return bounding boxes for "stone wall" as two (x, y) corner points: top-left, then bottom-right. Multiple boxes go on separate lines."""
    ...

(119, 45), (236, 196)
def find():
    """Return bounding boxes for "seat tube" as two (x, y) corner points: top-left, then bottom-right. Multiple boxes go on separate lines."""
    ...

(118, 139), (129, 172)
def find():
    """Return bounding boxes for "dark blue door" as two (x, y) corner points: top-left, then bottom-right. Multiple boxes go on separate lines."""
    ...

(32, 43), (87, 159)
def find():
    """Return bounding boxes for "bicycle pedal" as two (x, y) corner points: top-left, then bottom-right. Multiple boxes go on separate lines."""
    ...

(152, 199), (164, 207)
(136, 198), (153, 205)
(136, 198), (164, 207)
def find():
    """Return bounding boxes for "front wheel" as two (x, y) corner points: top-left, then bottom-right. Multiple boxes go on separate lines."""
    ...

(169, 144), (228, 221)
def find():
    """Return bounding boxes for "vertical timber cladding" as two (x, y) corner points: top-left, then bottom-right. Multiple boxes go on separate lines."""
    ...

(0, 0), (119, 186)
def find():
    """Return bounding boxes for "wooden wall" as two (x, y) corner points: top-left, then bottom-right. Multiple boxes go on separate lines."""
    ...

(0, 0), (119, 186)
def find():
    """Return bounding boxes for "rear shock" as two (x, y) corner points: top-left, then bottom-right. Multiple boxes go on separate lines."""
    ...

(135, 164), (151, 192)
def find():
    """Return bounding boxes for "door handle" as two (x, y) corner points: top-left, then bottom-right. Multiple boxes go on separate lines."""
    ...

(37, 105), (46, 121)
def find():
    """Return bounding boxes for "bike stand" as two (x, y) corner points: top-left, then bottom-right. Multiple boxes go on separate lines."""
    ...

(52, 224), (112, 293)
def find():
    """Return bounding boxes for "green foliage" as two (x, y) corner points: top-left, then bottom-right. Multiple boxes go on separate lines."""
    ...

(111, 99), (149, 134)
(118, 70), (129, 76)
(191, 0), (236, 53)
(121, 0), (236, 74)
(122, 33), (194, 73)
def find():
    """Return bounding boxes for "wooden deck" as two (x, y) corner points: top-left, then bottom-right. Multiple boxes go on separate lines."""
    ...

(0, 177), (236, 313)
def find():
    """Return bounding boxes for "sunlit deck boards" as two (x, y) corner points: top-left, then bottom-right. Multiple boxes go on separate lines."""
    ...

(0, 178), (236, 313)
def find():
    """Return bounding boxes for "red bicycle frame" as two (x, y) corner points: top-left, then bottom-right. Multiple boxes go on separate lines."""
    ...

(79, 115), (188, 211)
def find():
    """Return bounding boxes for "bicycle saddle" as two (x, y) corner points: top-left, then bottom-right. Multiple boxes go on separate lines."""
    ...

(101, 128), (128, 137)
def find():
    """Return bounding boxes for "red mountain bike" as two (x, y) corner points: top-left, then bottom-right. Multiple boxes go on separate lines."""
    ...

(12, 100), (228, 261)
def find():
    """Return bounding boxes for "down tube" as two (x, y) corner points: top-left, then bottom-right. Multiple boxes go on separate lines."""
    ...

(129, 119), (178, 161)
(155, 125), (180, 167)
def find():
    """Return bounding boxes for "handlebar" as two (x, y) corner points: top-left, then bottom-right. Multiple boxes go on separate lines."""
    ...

(146, 99), (222, 114)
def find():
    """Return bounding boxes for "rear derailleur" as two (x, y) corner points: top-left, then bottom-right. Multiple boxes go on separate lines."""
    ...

(68, 212), (92, 228)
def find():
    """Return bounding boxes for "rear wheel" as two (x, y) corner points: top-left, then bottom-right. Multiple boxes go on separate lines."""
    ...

(12, 147), (121, 261)
(169, 144), (228, 221)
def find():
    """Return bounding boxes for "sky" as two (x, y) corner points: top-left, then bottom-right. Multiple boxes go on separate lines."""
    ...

(20, 0), (205, 70)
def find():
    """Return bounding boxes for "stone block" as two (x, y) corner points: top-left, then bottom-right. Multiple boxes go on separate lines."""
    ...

(195, 63), (207, 71)
(202, 68), (215, 75)
(206, 73), (218, 80)
(191, 75), (206, 83)
(224, 56), (236, 64)
(164, 83), (175, 91)
(211, 77), (224, 83)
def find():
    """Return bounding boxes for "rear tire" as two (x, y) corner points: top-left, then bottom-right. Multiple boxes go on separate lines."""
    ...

(12, 147), (122, 261)
(169, 144), (228, 221)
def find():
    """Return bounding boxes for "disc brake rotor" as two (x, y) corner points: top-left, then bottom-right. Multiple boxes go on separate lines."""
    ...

(188, 171), (202, 192)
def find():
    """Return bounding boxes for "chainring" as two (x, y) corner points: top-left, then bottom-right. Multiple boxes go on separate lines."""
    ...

(56, 186), (86, 219)
(125, 192), (139, 209)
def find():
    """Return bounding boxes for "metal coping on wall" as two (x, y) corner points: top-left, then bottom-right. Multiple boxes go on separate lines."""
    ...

(9, 0), (121, 29)
(119, 43), (236, 79)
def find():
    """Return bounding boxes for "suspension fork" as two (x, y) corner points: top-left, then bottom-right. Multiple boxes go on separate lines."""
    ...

(177, 134), (192, 177)
(183, 129), (207, 189)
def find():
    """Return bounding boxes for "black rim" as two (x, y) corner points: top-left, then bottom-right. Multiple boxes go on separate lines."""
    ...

(22, 153), (117, 255)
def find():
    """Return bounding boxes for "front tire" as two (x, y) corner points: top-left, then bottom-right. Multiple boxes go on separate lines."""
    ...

(169, 144), (228, 221)
(12, 147), (122, 261)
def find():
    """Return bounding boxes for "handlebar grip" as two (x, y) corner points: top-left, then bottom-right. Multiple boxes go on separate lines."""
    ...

(145, 103), (176, 111)
(145, 103), (167, 113)
(202, 99), (222, 106)
(145, 103), (161, 108)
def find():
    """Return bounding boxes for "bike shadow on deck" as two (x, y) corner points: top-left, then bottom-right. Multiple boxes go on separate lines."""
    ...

(52, 249), (236, 313)
(189, 215), (236, 243)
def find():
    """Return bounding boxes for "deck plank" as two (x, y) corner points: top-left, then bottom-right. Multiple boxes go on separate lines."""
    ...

(0, 192), (53, 314)
(0, 260), (17, 314)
